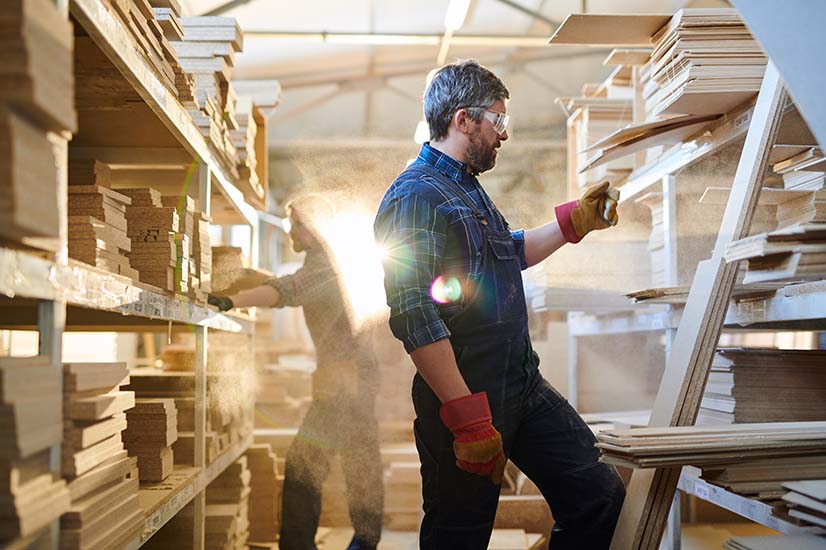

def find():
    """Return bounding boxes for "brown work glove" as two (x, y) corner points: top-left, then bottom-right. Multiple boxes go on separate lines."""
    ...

(440, 392), (505, 485)
(555, 181), (620, 243)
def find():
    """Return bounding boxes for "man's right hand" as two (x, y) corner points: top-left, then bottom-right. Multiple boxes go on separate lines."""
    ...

(440, 392), (506, 485)
(208, 294), (234, 312)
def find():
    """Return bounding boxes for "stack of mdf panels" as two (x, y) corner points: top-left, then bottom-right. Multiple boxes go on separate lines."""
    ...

(161, 195), (197, 299)
(123, 399), (177, 482)
(776, 480), (826, 530)
(725, 535), (826, 550)
(244, 444), (280, 543)
(194, 213), (212, 295)
(596, 422), (826, 469)
(644, 8), (766, 117)
(774, 191), (826, 228)
(230, 97), (265, 206)
(773, 147), (826, 191)
(119, 188), (180, 293)
(61, 362), (142, 550)
(205, 456), (251, 550)
(149, 0), (198, 106)
(726, 224), (826, 284)
(0, 357), (69, 542)
(699, 455), (826, 502)
(698, 348), (826, 425)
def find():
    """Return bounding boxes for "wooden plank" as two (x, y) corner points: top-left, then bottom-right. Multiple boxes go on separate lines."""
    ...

(610, 61), (787, 550)
(549, 14), (670, 46)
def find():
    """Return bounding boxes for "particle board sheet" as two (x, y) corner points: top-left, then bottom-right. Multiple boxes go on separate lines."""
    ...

(776, 481), (826, 531)
(700, 455), (826, 500)
(0, 451), (70, 540)
(548, 14), (670, 46)
(726, 223), (826, 284)
(63, 362), (129, 393)
(123, 398), (177, 482)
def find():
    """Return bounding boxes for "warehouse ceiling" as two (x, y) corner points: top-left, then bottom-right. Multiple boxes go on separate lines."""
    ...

(179, 0), (726, 143)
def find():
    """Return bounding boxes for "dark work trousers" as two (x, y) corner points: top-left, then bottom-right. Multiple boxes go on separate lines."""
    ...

(279, 394), (384, 550)
(406, 164), (625, 549)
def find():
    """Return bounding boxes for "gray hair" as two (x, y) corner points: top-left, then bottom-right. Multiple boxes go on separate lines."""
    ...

(423, 60), (509, 141)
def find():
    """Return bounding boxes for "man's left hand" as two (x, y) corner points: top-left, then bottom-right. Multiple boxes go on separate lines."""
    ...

(208, 294), (234, 311)
(555, 182), (620, 244)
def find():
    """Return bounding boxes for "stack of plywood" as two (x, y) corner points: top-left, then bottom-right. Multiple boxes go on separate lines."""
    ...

(698, 348), (826, 425)
(61, 362), (142, 550)
(596, 422), (826, 469)
(244, 444), (280, 543)
(123, 399), (177, 482)
(776, 480), (826, 530)
(230, 97), (264, 206)
(0, 357), (69, 541)
(699, 455), (826, 501)
(0, 0), (74, 247)
(194, 213), (213, 295)
(773, 147), (826, 191)
(726, 224), (826, 283)
(119, 187), (180, 293)
(645, 9), (766, 117)
(205, 456), (250, 550)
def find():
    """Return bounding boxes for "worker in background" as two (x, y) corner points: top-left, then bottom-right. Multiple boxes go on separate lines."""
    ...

(209, 194), (383, 550)
(374, 60), (625, 549)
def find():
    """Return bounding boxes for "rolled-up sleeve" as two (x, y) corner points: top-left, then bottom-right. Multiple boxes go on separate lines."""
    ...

(374, 193), (450, 353)
(510, 229), (529, 270)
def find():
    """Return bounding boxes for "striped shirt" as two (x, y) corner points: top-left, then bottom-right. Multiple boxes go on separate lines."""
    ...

(374, 143), (527, 353)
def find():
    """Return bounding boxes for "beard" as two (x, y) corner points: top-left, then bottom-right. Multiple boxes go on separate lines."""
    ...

(466, 134), (497, 175)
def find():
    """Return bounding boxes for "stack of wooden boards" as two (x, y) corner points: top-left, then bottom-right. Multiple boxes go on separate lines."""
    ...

(645, 9), (766, 117)
(254, 363), (313, 429)
(123, 399), (177, 482)
(773, 147), (826, 190)
(68, 163), (139, 280)
(726, 223), (826, 283)
(775, 480), (826, 530)
(205, 456), (251, 550)
(596, 422), (826, 469)
(0, 357), (69, 542)
(699, 455), (826, 502)
(698, 348), (826, 425)
(61, 362), (142, 550)
(245, 444), (280, 543)
(0, 0), (75, 248)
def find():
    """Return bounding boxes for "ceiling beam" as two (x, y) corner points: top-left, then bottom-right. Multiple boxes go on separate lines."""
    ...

(201, 0), (253, 16)
(243, 31), (550, 48)
(493, 0), (559, 28)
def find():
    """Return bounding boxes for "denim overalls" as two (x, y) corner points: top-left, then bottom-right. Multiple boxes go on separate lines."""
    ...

(404, 163), (626, 550)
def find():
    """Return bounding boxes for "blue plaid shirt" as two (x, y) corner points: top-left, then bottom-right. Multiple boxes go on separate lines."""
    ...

(374, 143), (527, 353)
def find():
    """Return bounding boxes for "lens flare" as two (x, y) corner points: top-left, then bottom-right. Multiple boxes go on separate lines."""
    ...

(430, 276), (462, 304)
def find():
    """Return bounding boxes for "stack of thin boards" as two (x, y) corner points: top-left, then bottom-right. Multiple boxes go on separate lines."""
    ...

(161, 195), (200, 301)
(644, 9), (766, 117)
(724, 535), (826, 550)
(68, 162), (139, 279)
(726, 224), (826, 283)
(0, 357), (69, 542)
(124, 369), (219, 465)
(119, 187), (180, 293)
(205, 456), (250, 550)
(0, 0), (75, 247)
(773, 147), (826, 190)
(699, 455), (826, 502)
(230, 97), (264, 203)
(123, 399), (177, 482)
(61, 362), (142, 550)
(195, 212), (212, 297)
(596, 422), (826, 469)
(776, 480), (826, 530)
(245, 444), (280, 543)
(698, 348), (826, 425)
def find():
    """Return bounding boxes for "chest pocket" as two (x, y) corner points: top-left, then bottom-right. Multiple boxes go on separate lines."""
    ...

(487, 234), (518, 261)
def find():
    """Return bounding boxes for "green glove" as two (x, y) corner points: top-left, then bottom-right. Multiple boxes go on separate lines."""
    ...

(208, 294), (234, 312)
(555, 181), (620, 243)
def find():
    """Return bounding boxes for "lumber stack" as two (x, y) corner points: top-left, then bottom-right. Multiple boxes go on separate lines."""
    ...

(254, 364), (313, 429)
(0, 0), (74, 246)
(776, 480), (826, 530)
(61, 362), (142, 550)
(195, 213), (213, 293)
(205, 456), (251, 550)
(726, 224), (826, 284)
(699, 455), (826, 502)
(123, 399), (177, 482)
(644, 9), (766, 117)
(230, 97), (265, 206)
(244, 444), (280, 543)
(698, 348), (826, 425)
(119, 187), (180, 293)
(0, 357), (69, 541)
(773, 147), (826, 191)
(596, 422), (826, 469)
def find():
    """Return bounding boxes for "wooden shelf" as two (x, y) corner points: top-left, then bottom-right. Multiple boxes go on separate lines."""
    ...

(0, 247), (253, 333)
(133, 434), (252, 548)
(69, 0), (258, 227)
(678, 467), (819, 536)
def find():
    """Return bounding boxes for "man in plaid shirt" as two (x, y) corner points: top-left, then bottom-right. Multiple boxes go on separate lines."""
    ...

(374, 60), (625, 549)
(210, 195), (383, 550)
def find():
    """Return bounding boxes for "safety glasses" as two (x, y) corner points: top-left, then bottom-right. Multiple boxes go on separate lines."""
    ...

(466, 107), (510, 135)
